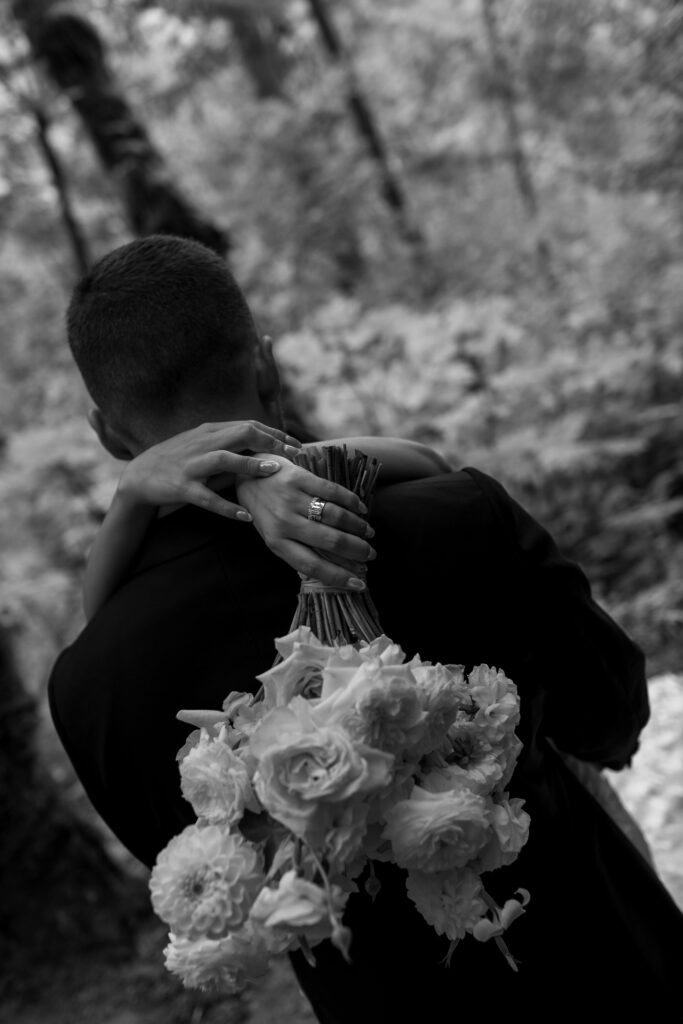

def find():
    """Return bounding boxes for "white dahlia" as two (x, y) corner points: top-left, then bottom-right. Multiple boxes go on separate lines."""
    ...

(150, 824), (264, 940)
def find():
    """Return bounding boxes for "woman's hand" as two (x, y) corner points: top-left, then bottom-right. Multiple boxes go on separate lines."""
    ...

(236, 456), (376, 590)
(116, 421), (302, 520)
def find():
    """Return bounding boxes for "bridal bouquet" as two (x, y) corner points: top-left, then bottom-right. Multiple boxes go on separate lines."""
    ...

(150, 629), (530, 993)
(149, 447), (531, 994)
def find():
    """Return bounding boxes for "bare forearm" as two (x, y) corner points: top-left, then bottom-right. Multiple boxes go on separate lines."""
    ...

(82, 421), (302, 620)
(83, 487), (156, 620)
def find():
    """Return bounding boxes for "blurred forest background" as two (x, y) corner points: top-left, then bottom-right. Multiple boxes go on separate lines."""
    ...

(1, 0), (682, 1021)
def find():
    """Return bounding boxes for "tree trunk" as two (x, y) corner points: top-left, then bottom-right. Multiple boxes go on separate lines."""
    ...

(13, 1), (316, 433)
(0, 17), (91, 278)
(33, 103), (91, 276)
(228, 8), (290, 100)
(480, 0), (556, 288)
(13, 0), (230, 256)
(145, 0), (291, 100)
(307, 0), (424, 249)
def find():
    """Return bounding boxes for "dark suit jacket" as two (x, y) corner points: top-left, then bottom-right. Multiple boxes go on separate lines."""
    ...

(48, 469), (683, 1018)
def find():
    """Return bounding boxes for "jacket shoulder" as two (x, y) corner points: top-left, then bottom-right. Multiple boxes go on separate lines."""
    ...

(370, 467), (517, 536)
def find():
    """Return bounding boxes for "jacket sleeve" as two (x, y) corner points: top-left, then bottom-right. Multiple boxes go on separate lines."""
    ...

(467, 468), (649, 770)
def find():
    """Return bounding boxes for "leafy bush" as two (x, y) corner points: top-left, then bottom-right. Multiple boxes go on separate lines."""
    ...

(277, 284), (683, 673)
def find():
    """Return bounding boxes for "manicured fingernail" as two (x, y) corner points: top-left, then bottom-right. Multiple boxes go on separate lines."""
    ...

(236, 510), (252, 521)
(348, 577), (366, 590)
(359, 502), (368, 515)
(367, 548), (377, 561)
(365, 525), (375, 539)
(284, 445), (300, 456)
(259, 461), (279, 473)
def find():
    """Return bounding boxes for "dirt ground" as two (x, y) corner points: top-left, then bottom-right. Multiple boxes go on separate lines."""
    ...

(1, 925), (317, 1024)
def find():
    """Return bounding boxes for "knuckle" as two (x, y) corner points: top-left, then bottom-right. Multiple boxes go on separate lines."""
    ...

(322, 503), (339, 526)
(347, 516), (365, 538)
(326, 531), (344, 555)
(270, 506), (287, 527)
(280, 475), (298, 494)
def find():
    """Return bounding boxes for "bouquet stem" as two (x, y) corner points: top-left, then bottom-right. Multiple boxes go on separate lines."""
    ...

(286, 445), (385, 646)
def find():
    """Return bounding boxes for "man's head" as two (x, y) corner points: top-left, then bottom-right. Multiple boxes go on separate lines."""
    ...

(67, 235), (282, 458)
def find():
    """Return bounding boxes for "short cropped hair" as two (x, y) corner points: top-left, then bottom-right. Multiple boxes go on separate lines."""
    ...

(66, 235), (258, 423)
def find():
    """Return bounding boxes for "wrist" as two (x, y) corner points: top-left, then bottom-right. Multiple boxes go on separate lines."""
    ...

(115, 472), (155, 513)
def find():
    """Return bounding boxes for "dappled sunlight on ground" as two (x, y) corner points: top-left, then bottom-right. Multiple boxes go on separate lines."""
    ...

(606, 674), (683, 910)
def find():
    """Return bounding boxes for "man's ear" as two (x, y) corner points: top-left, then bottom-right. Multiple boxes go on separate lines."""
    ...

(254, 335), (282, 407)
(87, 408), (134, 461)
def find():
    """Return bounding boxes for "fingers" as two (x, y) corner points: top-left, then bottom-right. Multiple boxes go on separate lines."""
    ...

(310, 499), (374, 541)
(202, 421), (302, 458)
(268, 494), (375, 561)
(192, 450), (282, 480)
(271, 540), (368, 590)
(296, 519), (376, 565)
(293, 469), (368, 516)
(181, 482), (253, 521)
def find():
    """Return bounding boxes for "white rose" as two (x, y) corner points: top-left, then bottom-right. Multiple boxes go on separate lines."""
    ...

(221, 692), (265, 744)
(420, 751), (503, 798)
(326, 662), (427, 755)
(249, 870), (348, 951)
(273, 626), (358, 665)
(467, 665), (520, 741)
(180, 729), (258, 825)
(358, 635), (407, 665)
(411, 662), (468, 757)
(498, 732), (524, 790)
(424, 723), (515, 797)
(257, 629), (365, 707)
(383, 782), (490, 872)
(473, 795), (530, 872)
(250, 700), (393, 842)
(323, 800), (371, 875)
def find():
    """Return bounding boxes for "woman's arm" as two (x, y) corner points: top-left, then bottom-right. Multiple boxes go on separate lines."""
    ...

(84, 489), (156, 622)
(316, 437), (453, 482)
(84, 429), (450, 621)
(83, 421), (303, 620)
(82, 422), (380, 620)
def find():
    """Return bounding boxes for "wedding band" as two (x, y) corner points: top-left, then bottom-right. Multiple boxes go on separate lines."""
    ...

(307, 497), (326, 523)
